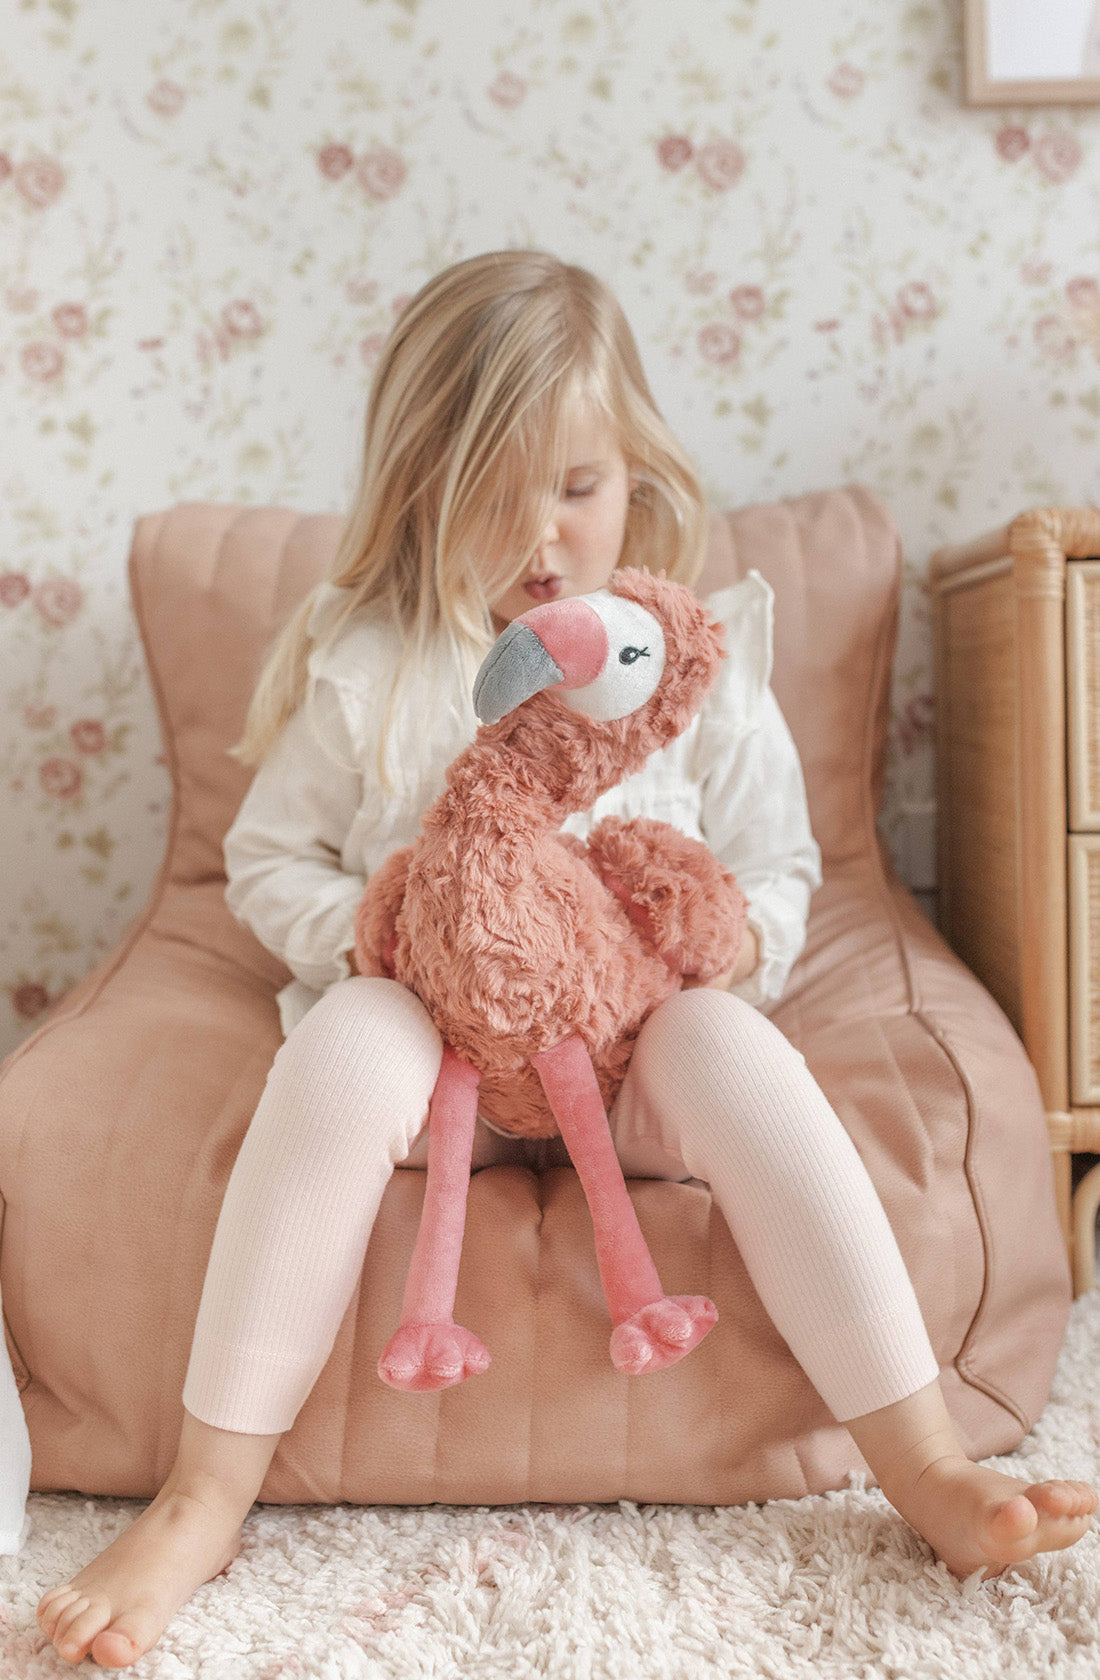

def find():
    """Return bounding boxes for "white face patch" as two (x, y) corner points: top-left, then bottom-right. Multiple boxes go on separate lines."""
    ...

(556, 590), (666, 721)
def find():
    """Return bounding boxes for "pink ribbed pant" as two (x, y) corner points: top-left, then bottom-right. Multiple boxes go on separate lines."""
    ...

(182, 977), (939, 1434)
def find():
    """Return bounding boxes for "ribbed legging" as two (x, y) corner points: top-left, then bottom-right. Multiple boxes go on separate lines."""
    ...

(181, 977), (939, 1433)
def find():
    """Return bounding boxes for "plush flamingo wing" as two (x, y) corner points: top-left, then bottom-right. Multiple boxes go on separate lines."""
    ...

(585, 816), (747, 981)
(353, 845), (414, 979)
(555, 831), (593, 864)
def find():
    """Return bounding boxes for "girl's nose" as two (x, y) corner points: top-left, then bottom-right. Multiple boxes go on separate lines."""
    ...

(540, 514), (561, 548)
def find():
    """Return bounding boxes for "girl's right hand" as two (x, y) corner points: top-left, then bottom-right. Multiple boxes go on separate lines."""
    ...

(681, 924), (759, 991)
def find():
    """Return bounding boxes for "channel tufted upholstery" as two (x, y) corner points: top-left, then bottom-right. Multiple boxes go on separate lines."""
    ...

(0, 486), (1069, 1505)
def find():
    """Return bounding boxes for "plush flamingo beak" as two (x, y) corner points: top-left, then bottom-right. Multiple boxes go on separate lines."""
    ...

(473, 598), (609, 725)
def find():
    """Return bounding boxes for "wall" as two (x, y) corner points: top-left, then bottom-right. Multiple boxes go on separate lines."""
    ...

(2, 0), (1099, 1056)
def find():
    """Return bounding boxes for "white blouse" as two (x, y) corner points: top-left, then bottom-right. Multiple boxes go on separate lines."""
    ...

(223, 569), (823, 1039)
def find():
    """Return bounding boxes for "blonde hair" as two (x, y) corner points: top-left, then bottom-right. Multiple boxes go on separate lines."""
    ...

(228, 249), (710, 794)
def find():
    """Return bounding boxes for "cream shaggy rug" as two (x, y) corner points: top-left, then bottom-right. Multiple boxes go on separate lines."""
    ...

(2, 1294), (1099, 1680)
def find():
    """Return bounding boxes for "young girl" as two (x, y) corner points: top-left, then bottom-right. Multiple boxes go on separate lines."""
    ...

(37, 250), (1096, 1669)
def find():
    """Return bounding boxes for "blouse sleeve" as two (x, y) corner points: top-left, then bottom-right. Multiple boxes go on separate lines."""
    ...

(695, 573), (823, 1009)
(700, 687), (823, 1008)
(222, 673), (367, 992)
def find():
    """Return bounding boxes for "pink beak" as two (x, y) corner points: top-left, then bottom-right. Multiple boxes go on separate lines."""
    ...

(473, 597), (609, 725)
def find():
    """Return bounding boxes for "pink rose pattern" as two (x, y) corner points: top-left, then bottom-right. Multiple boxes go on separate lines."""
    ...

(5, 285), (39, 311)
(993, 125), (1083, 184)
(828, 62), (865, 100)
(147, 78), (186, 117)
(698, 322), (741, 366)
(996, 126), (1029, 163)
(1, 574), (32, 608)
(21, 340), (64, 382)
(39, 758), (83, 799)
(1, 5), (1098, 1050)
(318, 142), (354, 179)
(657, 134), (693, 172)
(730, 285), (765, 321)
(897, 282), (937, 321)
(695, 138), (745, 191)
(657, 134), (746, 190)
(487, 70), (527, 109)
(33, 578), (84, 626)
(70, 719), (106, 753)
(222, 299), (263, 338)
(13, 155), (65, 208)
(1066, 276), (1099, 308)
(1033, 131), (1082, 184)
(355, 147), (407, 200)
(23, 704), (57, 729)
(52, 302), (87, 337)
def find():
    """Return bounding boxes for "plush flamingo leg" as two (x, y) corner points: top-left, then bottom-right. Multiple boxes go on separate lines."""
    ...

(377, 1045), (492, 1391)
(530, 1034), (718, 1374)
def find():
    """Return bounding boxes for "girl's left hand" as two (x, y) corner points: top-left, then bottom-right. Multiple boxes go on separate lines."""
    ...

(682, 924), (759, 992)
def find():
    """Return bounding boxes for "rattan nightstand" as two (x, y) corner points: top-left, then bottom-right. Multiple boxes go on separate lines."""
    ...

(931, 507), (1100, 1295)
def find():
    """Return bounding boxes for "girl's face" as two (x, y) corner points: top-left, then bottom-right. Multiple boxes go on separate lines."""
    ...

(488, 402), (637, 634)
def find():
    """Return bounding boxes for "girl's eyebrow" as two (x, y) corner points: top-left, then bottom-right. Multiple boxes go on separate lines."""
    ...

(566, 459), (606, 473)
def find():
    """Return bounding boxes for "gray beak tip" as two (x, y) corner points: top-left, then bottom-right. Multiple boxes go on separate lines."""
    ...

(473, 620), (564, 725)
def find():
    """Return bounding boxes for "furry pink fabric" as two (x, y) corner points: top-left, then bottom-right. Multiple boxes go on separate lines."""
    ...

(353, 567), (748, 1141)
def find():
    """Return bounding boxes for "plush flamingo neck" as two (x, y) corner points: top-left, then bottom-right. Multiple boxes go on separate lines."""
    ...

(426, 741), (593, 836)
(429, 691), (652, 835)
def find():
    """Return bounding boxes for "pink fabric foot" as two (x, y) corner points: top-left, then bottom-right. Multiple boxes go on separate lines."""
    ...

(609, 1293), (718, 1374)
(378, 1322), (491, 1392)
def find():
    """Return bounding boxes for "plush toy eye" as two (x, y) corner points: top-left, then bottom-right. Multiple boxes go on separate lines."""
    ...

(558, 594), (665, 721)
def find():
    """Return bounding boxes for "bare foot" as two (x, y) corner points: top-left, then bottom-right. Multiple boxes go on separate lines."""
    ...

(35, 1483), (243, 1667)
(893, 1455), (1097, 1579)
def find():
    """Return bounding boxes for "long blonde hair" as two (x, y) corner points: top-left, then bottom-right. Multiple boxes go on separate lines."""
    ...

(228, 249), (710, 794)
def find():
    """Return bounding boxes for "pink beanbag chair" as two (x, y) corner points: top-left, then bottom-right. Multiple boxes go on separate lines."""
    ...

(0, 485), (1069, 1506)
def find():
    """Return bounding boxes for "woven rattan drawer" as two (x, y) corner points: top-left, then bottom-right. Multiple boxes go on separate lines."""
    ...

(1069, 833), (1100, 1105)
(933, 508), (1100, 1291)
(1067, 562), (1100, 831)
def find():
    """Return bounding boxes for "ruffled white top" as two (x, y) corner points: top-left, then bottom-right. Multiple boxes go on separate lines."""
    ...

(223, 569), (823, 1039)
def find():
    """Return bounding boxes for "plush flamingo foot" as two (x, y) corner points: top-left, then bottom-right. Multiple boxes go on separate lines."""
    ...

(609, 1294), (718, 1375)
(378, 1322), (491, 1392)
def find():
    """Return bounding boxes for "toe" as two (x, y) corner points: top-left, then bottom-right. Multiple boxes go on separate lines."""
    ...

(1031, 1481), (1076, 1517)
(56, 1597), (118, 1665)
(1074, 1481), (1099, 1514)
(38, 1583), (77, 1611)
(91, 1620), (151, 1668)
(53, 1595), (92, 1645)
(1028, 1480), (1097, 1521)
(986, 1493), (1038, 1548)
(37, 1586), (81, 1633)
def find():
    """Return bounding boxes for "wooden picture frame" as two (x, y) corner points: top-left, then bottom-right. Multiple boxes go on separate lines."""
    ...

(965, 0), (1100, 104)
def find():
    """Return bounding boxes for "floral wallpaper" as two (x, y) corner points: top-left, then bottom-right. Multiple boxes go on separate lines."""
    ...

(2, 0), (1100, 1056)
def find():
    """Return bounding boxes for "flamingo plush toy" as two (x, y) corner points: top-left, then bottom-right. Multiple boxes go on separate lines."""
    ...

(353, 566), (748, 1392)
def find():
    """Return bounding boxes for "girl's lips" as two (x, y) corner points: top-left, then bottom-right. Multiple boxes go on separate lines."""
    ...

(524, 577), (562, 601)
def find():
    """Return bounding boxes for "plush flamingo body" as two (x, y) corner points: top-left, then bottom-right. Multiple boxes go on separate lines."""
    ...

(354, 568), (748, 1390)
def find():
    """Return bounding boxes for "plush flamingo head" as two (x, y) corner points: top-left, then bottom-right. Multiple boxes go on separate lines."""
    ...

(474, 567), (727, 767)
